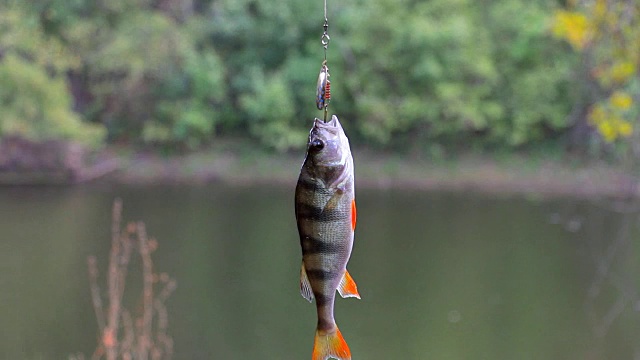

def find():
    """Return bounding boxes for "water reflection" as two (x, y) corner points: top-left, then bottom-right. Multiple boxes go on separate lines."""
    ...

(0, 185), (636, 359)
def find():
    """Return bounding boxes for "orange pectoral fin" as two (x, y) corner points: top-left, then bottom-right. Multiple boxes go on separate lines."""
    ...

(312, 327), (351, 360)
(337, 270), (360, 299)
(351, 199), (356, 231)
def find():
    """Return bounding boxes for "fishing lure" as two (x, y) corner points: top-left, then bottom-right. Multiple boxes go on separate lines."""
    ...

(316, 62), (330, 110)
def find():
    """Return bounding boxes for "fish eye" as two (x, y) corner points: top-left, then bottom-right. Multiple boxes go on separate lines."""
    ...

(311, 139), (324, 151)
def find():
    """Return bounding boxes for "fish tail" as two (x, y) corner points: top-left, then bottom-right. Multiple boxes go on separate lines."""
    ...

(312, 326), (351, 360)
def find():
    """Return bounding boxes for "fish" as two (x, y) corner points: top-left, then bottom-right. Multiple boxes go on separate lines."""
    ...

(295, 115), (360, 360)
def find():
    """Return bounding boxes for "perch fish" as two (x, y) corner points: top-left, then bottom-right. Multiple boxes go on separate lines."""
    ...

(295, 115), (360, 360)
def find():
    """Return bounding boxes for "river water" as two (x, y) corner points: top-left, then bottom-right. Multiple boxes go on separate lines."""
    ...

(0, 184), (637, 359)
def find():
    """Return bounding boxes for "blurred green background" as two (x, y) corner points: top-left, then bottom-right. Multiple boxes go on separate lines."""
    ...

(0, 0), (636, 153)
(1, 1), (640, 359)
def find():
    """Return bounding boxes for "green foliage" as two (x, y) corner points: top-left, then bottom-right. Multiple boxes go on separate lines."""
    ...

(205, 0), (319, 146)
(240, 67), (307, 151)
(482, 0), (578, 146)
(207, 0), (573, 150)
(1, 0), (592, 152)
(335, 0), (576, 148)
(0, 4), (78, 72)
(0, 5), (105, 147)
(0, 54), (104, 147)
(61, 7), (226, 148)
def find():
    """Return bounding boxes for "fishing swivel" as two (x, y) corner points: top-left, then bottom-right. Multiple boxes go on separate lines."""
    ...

(321, 19), (330, 52)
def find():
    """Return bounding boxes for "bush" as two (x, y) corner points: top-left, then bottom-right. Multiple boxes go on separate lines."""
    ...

(0, 6), (105, 148)
(6, 0), (586, 152)
(334, 0), (577, 148)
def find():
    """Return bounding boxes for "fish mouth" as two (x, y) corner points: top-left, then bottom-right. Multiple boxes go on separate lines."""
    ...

(313, 115), (340, 130)
(307, 115), (351, 168)
(311, 116), (340, 144)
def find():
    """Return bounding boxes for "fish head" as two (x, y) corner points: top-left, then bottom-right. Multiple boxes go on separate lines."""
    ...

(307, 115), (351, 168)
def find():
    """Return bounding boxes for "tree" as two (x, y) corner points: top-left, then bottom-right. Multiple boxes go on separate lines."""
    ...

(0, 5), (105, 147)
(61, 6), (226, 148)
(553, 0), (639, 146)
(335, 0), (576, 149)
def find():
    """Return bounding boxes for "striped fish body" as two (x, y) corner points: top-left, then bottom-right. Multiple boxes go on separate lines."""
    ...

(295, 116), (360, 360)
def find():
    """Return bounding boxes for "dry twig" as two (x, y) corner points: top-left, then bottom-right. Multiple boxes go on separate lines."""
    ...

(75, 199), (176, 360)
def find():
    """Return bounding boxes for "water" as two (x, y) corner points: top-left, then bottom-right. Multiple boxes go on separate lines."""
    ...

(0, 183), (637, 359)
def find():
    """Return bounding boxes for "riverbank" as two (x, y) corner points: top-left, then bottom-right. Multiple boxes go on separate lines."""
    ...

(107, 145), (637, 199)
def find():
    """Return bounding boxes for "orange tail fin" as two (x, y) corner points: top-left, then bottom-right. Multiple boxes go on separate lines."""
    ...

(312, 327), (351, 360)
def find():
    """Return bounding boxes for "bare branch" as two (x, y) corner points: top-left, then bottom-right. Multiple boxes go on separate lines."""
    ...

(75, 199), (176, 360)
(87, 256), (106, 332)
